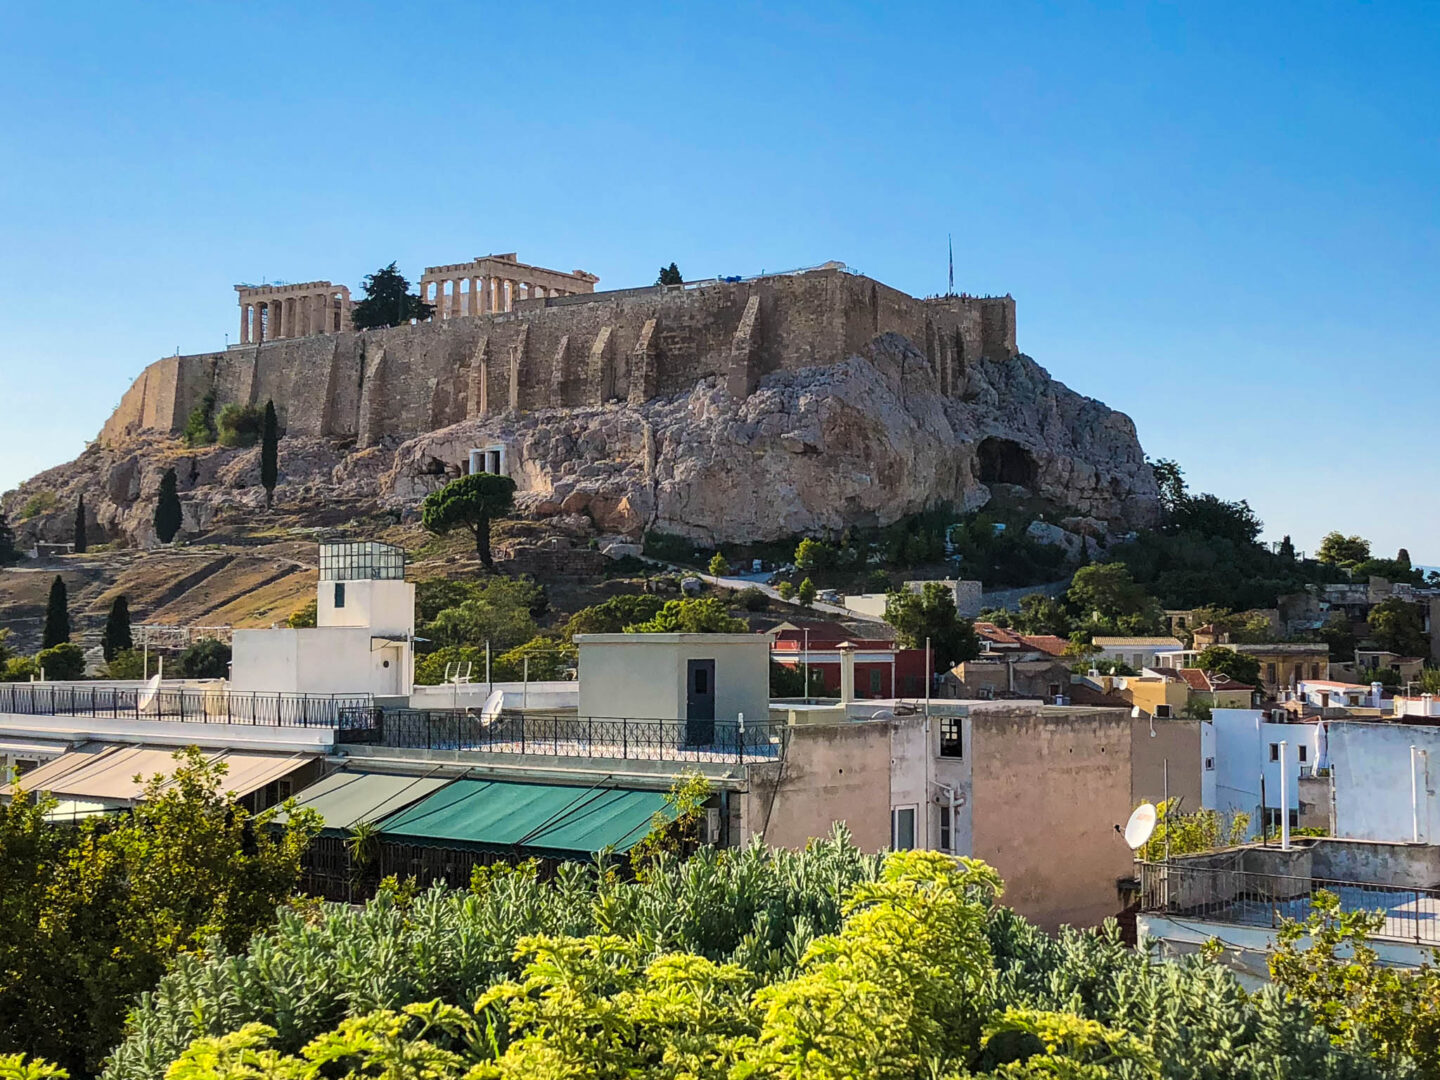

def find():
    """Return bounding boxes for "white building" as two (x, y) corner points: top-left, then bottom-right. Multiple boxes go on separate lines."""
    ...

(1091, 637), (1184, 672)
(575, 633), (771, 730)
(1209, 708), (1321, 835)
(1327, 720), (1440, 843)
(231, 541), (415, 700)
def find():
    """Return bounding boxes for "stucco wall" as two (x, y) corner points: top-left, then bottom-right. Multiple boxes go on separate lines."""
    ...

(230, 627), (405, 696)
(575, 634), (770, 722)
(317, 579), (416, 637)
(1329, 722), (1440, 843)
(969, 707), (1133, 930)
(742, 720), (892, 852)
(1130, 716), (1202, 808)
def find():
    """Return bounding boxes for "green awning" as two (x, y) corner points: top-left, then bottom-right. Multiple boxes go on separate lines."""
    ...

(375, 779), (672, 856)
(275, 770), (452, 834)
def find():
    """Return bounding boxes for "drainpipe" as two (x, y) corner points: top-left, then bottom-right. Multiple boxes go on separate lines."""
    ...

(1412, 745), (1422, 843)
(837, 642), (856, 705)
(1280, 740), (1291, 851)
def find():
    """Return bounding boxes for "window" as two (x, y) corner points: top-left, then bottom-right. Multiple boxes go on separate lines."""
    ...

(939, 716), (963, 758)
(694, 667), (708, 694)
(1298, 745), (1308, 762)
(1266, 663), (1277, 683)
(939, 805), (952, 853)
(1264, 807), (1299, 829)
(334, 582), (346, 608)
(1269, 743), (1280, 762)
(869, 668), (883, 696)
(891, 807), (916, 850)
(1204, 756), (1215, 771)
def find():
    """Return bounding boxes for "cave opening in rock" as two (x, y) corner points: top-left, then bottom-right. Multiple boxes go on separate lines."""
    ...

(977, 437), (1038, 488)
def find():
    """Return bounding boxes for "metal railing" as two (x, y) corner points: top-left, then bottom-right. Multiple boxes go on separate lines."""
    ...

(366, 709), (784, 764)
(0, 682), (374, 729)
(1138, 861), (1440, 945)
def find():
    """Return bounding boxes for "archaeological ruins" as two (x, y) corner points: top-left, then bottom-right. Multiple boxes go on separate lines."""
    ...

(105, 260), (1017, 451)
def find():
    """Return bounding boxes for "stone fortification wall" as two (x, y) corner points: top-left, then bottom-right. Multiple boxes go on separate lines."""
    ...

(99, 269), (1017, 449)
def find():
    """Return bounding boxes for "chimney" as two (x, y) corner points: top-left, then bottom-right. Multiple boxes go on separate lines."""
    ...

(837, 641), (857, 705)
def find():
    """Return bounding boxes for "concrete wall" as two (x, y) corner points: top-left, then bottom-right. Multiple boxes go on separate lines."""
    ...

(575, 634), (771, 722)
(230, 627), (407, 696)
(1130, 716), (1202, 808)
(317, 578), (416, 637)
(99, 270), (1018, 448)
(969, 706), (1133, 930)
(1328, 721), (1440, 843)
(743, 719), (893, 852)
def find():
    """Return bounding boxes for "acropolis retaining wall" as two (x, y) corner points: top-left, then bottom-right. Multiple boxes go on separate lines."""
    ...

(100, 269), (1017, 449)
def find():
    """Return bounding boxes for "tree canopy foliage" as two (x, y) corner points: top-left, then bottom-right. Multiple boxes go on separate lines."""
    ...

(349, 263), (433, 330)
(154, 468), (182, 544)
(0, 750), (319, 1075)
(885, 582), (980, 670)
(1317, 532), (1371, 568)
(260, 400), (279, 508)
(84, 831), (1402, 1080)
(627, 597), (746, 633)
(1194, 645), (1262, 686)
(657, 262), (683, 286)
(421, 474), (517, 569)
(41, 575), (68, 649)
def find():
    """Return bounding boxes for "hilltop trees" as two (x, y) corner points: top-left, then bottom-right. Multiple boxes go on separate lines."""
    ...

(0, 508), (19, 567)
(885, 582), (980, 670)
(1368, 597), (1429, 657)
(1317, 532), (1370, 568)
(102, 595), (132, 662)
(72, 494), (87, 553)
(41, 576), (68, 648)
(421, 473), (517, 570)
(154, 468), (182, 543)
(350, 262), (433, 329)
(657, 262), (683, 285)
(260, 400), (279, 508)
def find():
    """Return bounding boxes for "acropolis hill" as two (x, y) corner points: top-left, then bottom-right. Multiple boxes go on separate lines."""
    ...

(14, 255), (1160, 548)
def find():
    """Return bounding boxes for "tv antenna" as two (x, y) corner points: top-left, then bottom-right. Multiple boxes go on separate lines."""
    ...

(1122, 803), (1158, 850)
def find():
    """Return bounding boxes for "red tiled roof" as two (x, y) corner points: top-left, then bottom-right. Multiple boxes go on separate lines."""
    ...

(1178, 668), (1254, 693)
(1019, 634), (1069, 657)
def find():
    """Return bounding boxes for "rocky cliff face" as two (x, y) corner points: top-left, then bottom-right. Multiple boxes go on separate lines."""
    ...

(5, 334), (1157, 548)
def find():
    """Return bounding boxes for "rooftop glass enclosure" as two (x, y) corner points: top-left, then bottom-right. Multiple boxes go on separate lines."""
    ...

(319, 541), (406, 582)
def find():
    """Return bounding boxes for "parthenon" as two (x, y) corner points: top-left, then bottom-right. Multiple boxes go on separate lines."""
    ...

(419, 253), (599, 318)
(235, 281), (351, 344)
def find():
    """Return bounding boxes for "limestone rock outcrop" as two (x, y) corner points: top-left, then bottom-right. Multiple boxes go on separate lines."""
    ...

(4, 334), (1156, 550)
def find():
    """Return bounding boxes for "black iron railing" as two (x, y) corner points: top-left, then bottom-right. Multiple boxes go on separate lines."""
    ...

(0, 682), (375, 729)
(368, 709), (784, 764)
(1138, 860), (1440, 945)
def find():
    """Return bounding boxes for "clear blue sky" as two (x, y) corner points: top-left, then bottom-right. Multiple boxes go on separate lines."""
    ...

(2, 3), (1436, 559)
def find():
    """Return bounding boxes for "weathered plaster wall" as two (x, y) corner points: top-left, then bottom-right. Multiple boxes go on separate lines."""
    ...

(969, 707), (1133, 931)
(1329, 721), (1440, 843)
(1130, 716), (1202, 808)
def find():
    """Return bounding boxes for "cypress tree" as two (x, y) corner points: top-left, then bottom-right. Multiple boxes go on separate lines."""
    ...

(73, 494), (87, 553)
(261, 400), (278, 509)
(154, 468), (182, 543)
(102, 594), (132, 662)
(43, 575), (69, 648)
(0, 510), (17, 567)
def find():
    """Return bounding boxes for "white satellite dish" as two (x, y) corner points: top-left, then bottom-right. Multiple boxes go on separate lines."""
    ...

(1123, 802), (1158, 850)
(135, 672), (163, 714)
(479, 688), (505, 727)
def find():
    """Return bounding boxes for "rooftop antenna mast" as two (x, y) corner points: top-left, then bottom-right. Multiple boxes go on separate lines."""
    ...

(947, 234), (954, 296)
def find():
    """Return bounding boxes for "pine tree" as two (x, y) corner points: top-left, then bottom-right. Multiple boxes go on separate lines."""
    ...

(154, 468), (182, 544)
(1279, 535), (1296, 561)
(657, 263), (683, 286)
(349, 263), (433, 329)
(0, 509), (18, 566)
(73, 494), (87, 553)
(1398, 547), (1412, 570)
(103, 594), (132, 662)
(43, 575), (69, 648)
(261, 400), (279, 509)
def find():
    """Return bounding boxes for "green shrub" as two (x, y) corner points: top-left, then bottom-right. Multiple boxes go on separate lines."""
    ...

(105, 649), (148, 679)
(182, 389), (217, 447)
(177, 638), (231, 678)
(736, 586), (769, 612)
(216, 403), (264, 448)
(18, 491), (56, 520)
(36, 642), (84, 680)
(285, 599), (317, 628)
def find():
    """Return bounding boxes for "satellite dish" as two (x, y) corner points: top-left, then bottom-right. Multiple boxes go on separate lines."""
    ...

(1124, 803), (1158, 850)
(136, 672), (163, 714)
(479, 688), (505, 727)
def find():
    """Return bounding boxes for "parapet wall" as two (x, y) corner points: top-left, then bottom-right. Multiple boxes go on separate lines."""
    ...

(100, 269), (1017, 448)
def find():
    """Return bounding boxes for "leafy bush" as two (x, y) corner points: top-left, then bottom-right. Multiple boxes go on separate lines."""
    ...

(35, 642), (85, 680)
(561, 594), (666, 639)
(215, 403), (264, 448)
(641, 530), (703, 566)
(736, 586), (769, 612)
(18, 490), (57, 520)
(285, 599), (317, 628)
(177, 638), (231, 679)
(182, 390), (217, 448)
(626, 598), (746, 633)
(491, 636), (575, 681)
(418, 577), (545, 653)
(0, 750), (320, 1075)
(105, 649), (147, 679)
